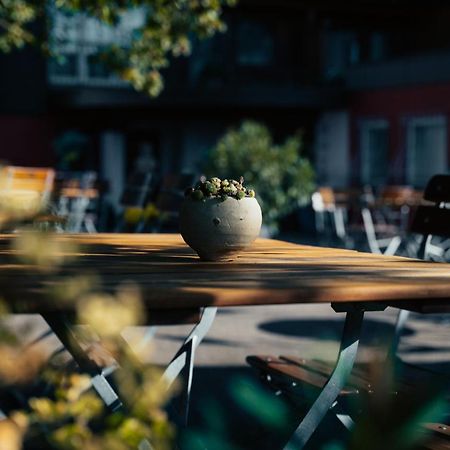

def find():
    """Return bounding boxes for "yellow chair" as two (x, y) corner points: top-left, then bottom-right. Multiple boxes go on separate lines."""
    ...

(0, 166), (55, 222)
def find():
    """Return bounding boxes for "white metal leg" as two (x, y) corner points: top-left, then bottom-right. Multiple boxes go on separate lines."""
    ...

(42, 312), (123, 411)
(284, 308), (364, 450)
(163, 307), (217, 387)
(333, 208), (346, 239)
(163, 307), (217, 424)
(335, 413), (355, 430)
(37, 307), (217, 428)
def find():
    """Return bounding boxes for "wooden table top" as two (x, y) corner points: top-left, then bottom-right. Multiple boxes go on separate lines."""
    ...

(1, 233), (450, 313)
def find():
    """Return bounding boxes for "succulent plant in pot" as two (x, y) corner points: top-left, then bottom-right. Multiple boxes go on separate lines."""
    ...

(180, 176), (262, 261)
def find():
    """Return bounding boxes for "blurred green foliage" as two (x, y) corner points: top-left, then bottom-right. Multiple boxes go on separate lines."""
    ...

(205, 121), (316, 233)
(182, 375), (295, 450)
(0, 0), (236, 96)
(0, 230), (176, 450)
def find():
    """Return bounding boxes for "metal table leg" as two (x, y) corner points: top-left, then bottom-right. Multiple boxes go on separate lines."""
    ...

(42, 312), (123, 412)
(163, 307), (217, 425)
(284, 308), (364, 450)
(42, 307), (217, 424)
(389, 309), (410, 358)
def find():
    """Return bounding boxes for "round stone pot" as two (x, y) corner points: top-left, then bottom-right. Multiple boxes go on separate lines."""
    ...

(179, 196), (262, 261)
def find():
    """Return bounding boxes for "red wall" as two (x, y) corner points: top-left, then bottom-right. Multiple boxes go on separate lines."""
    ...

(0, 116), (55, 167)
(350, 82), (450, 183)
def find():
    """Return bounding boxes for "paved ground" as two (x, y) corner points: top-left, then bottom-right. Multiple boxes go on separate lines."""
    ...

(10, 301), (450, 449)
(125, 303), (450, 449)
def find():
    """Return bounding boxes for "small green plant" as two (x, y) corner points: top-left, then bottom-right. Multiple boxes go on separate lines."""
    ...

(205, 121), (315, 233)
(184, 176), (256, 202)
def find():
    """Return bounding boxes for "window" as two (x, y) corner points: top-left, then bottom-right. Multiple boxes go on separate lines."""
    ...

(236, 21), (273, 67)
(48, 8), (145, 86)
(406, 116), (447, 188)
(370, 32), (387, 62)
(322, 30), (360, 80)
(360, 120), (389, 186)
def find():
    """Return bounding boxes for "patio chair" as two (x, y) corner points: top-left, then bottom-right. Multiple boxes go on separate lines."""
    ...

(311, 187), (347, 240)
(0, 166), (56, 226)
(360, 185), (415, 256)
(0, 166), (55, 198)
(115, 171), (154, 232)
(55, 171), (98, 233)
(247, 174), (450, 443)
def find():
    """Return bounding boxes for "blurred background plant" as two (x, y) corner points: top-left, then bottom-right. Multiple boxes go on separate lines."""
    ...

(205, 121), (316, 234)
(0, 0), (237, 97)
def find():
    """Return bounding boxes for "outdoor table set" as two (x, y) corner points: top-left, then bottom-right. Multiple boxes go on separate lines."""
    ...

(1, 233), (450, 448)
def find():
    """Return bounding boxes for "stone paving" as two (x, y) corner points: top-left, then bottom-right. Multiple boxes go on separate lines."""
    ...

(126, 302), (450, 449)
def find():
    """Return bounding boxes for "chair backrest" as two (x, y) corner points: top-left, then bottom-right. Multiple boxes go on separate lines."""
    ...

(318, 187), (335, 207)
(311, 187), (336, 213)
(410, 174), (450, 238)
(0, 166), (55, 195)
(380, 185), (416, 206)
(57, 171), (98, 198)
(422, 174), (450, 203)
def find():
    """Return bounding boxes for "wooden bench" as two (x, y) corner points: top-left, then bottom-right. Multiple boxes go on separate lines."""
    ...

(247, 354), (447, 396)
(247, 355), (450, 449)
(422, 423), (450, 450)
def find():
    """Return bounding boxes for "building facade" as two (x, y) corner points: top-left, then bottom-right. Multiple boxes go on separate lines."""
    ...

(314, 1), (450, 189)
(1, 0), (450, 211)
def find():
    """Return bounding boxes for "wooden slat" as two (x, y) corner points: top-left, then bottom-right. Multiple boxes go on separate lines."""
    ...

(2, 233), (450, 312)
(422, 424), (450, 450)
(421, 437), (450, 450)
(425, 424), (450, 439)
(0, 166), (54, 193)
(279, 355), (449, 393)
(250, 354), (449, 397)
(246, 355), (357, 395)
(279, 355), (374, 391)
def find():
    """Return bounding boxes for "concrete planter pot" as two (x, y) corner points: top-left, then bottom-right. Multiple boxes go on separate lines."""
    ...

(180, 196), (262, 261)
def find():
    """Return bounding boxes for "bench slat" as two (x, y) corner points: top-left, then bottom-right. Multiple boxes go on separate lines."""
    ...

(246, 355), (358, 395)
(279, 355), (374, 392)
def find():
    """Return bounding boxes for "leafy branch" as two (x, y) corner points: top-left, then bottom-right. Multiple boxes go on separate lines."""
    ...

(0, 0), (237, 96)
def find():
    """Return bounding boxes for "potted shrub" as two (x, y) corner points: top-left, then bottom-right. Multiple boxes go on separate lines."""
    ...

(180, 177), (262, 261)
(204, 121), (315, 235)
